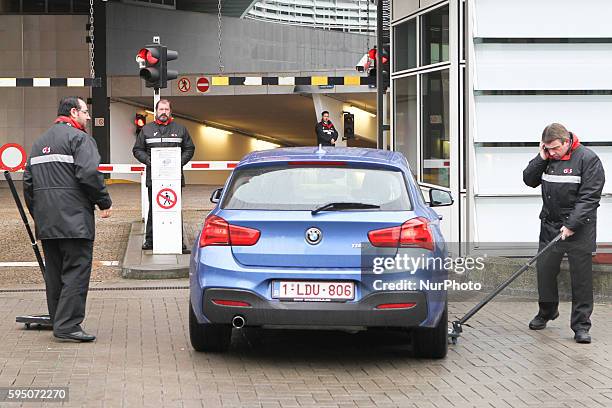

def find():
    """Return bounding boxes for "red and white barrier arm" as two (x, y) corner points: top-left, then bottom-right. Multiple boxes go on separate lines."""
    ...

(96, 161), (239, 173)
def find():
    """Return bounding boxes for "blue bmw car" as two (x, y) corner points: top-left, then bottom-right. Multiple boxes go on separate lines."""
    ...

(189, 147), (453, 358)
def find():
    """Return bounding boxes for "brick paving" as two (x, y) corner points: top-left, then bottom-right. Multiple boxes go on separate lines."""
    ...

(0, 285), (610, 408)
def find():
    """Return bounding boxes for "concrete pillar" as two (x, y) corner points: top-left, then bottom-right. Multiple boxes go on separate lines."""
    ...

(312, 94), (346, 147)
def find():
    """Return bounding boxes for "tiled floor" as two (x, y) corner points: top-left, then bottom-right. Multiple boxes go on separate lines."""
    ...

(0, 283), (610, 407)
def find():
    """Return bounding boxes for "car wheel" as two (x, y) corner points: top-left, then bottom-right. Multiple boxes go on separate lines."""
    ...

(413, 304), (448, 359)
(189, 301), (232, 352)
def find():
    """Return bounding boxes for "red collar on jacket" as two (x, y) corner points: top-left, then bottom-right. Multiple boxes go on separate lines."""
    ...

(321, 120), (334, 129)
(54, 115), (85, 131)
(559, 133), (581, 161)
(155, 117), (174, 126)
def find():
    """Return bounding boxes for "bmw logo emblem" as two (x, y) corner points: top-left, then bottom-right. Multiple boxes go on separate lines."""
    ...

(305, 227), (322, 245)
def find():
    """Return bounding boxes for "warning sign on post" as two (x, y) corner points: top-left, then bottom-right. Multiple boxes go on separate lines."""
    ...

(0, 143), (27, 172)
(156, 188), (177, 210)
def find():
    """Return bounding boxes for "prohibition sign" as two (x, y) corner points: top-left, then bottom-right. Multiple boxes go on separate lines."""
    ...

(178, 77), (191, 93)
(0, 143), (27, 172)
(156, 188), (177, 209)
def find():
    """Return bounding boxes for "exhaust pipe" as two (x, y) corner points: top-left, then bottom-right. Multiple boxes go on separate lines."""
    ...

(232, 315), (245, 329)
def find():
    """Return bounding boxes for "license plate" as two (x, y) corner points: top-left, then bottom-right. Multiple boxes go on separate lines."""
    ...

(272, 281), (354, 301)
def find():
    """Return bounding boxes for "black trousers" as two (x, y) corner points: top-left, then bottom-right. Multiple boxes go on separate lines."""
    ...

(536, 241), (593, 333)
(41, 239), (94, 335)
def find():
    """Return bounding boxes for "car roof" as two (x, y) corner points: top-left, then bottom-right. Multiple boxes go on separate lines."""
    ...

(238, 147), (408, 170)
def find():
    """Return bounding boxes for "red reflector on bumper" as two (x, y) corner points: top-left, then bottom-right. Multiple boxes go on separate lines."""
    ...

(212, 299), (251, 307)
(376, 303), (416, 310)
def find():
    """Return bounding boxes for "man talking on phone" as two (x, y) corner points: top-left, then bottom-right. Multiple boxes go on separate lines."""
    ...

(523, 123), (605, 343)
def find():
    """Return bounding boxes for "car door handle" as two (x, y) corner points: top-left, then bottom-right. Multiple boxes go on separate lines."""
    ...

(438, 215), (443, 220)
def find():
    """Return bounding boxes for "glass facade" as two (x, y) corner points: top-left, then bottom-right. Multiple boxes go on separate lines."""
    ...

(421, 70), (450, 187)
(392, 2), (451, 187)
(394, 76), (418, 175)
(393, 18), (417, 71)
(422, 5), (449, 65)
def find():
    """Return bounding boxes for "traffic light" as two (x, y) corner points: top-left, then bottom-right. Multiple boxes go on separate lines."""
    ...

(137, 45), (161, 88)
(343, 113), (355, 140)
(134, 113), (146, 134)
(380, 46), (390, 90)
(136, 45), (179, 89)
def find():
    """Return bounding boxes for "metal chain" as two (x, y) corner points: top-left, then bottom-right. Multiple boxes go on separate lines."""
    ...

(89, 0), (95, 78)
(217, 0), (224, 73)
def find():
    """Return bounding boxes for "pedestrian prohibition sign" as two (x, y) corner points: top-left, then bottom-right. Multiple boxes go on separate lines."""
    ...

(156, 188), (177, 209)
(177, 77), (191, 93)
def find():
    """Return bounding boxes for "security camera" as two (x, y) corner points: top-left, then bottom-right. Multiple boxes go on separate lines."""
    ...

(355, 53), (370, 73)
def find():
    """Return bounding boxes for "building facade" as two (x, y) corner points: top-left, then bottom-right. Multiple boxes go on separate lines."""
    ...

(246, 0), (377, 34)
(390, 0), (612, 251)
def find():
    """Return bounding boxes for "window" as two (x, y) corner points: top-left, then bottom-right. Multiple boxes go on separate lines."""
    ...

(22, 0), (45, 12)
(421, 5), (449, 66)
(393, 18), (417, 71)
(421, 70), (450, 187)
(394, 76), (418, 174)
(223, 166), (412, 211)
(48, 0), (70, 12)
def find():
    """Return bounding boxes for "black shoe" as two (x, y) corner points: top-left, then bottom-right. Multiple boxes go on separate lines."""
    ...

(54, 330), (96, 342)
(182, 243), (190, 254)
(529, 311), (559, 330)
(142, 241), (153, 250)
(574, 330), (591, 344)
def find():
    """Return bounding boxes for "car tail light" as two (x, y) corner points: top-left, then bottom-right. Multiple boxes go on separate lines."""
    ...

(376, 302), (416, 310)
(199, 215), (260, 247)
(368, 217), (434, 251)
(212, 299), (251, 307)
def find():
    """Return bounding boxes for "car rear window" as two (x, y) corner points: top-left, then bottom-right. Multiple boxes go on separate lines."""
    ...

(221, 165), (412, 211)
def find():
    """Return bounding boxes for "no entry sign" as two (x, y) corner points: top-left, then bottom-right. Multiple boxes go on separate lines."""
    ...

(0, 143), (27, 172)
(196, 77), (210, 93)
(156, 188), (177, 209)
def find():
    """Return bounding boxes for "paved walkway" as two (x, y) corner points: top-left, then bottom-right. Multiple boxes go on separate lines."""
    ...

(0, 283), (610, 407)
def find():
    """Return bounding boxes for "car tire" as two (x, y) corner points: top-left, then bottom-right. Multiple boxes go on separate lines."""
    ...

(413, 304), (448, 359)
(189, 301), (232, 352)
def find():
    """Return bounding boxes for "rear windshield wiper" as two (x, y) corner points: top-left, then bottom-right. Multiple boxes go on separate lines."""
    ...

(311, 202), (380, 215)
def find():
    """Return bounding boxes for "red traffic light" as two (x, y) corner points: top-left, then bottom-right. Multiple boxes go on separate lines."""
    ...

(137, 48), (159, 65)
(134, 113), (146, 129)
(368, 48), (377, 60)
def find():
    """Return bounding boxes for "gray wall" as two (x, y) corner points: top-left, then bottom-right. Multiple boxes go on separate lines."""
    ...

(107, 2), (375, 75)
(0, 15), (90, 165)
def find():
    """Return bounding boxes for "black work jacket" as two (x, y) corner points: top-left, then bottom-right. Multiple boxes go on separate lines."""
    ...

(132, 120), (195, 187)
(23, 122), (112, 240)
(523, 136), (605, 248)
(315, 121), (338, 146)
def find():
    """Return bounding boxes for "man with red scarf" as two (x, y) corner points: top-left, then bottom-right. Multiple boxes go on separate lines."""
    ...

(133, 99), (195, 250)
(23, 96), (112, 342)
(523, 123), (605, 343)
(315, 111), (338, 146)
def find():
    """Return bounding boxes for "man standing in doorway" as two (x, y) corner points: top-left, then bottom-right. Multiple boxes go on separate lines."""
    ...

(23, 96), (112, 342)
(315, 111), (338, 146)
(133, 99), (195, 250)
(523, 123), (605, 343)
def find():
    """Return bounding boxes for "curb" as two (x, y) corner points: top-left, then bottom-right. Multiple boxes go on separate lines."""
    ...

(121, 221), (190, 279)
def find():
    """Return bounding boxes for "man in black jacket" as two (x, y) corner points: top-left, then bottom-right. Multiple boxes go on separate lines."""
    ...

(23, 96), (112, 342)
(132, 99), (195, 250)
(523, 123), (605, 343)
(315, 111), (338, 146)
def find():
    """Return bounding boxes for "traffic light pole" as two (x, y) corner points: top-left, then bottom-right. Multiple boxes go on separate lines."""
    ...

(376, 0), (384, 149)
(154, 88), (160, 112)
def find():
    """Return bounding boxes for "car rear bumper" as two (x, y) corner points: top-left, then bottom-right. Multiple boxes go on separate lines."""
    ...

(202, 288), (428, 328)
